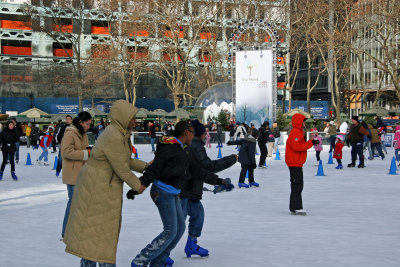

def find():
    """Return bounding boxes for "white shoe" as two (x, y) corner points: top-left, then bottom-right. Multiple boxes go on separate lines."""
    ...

(43, 162), (50, 166)
(36, 159), (43, 165)
(290, 209), (307, 216)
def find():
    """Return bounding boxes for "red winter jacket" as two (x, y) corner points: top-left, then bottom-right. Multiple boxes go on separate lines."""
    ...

(285, 113), (314, 167)
(333, 141), (344, 159)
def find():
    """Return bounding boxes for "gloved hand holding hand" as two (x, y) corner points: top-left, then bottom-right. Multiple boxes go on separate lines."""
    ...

(126, 189), (139, 200)
(226, 141), (233, 146)
(312, 139), (320, 145)
(222, 178), (231, 185)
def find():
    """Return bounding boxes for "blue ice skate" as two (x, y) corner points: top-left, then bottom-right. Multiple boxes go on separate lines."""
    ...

(185, 237), (209, 258)
(335, 164), (343, 169)
(11, 172), (18, 181)
(238, 183), (250, 188)
(0, 171), (3, 180)
(249, 182), (259, 187)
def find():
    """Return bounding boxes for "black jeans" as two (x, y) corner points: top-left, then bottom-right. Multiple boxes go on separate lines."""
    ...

(1, 151), (15, 172)
(239, 164), (255, 183)
(316, 151), (321, 161)
(289, 167), (303, 211)
(351, 141), (364, 164)
(258, 142), (268, 166)
(329, 135), (336, 152)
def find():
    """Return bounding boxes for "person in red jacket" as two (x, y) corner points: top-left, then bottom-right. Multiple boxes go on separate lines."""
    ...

(285, 113), (319, 216)
(333, 135), (344, 169)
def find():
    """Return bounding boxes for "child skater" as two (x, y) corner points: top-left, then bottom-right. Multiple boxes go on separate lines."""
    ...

(205, 128), (211, 148)
(311, 128), (323, 164)
(333, 135), (344, 169)
(227, 129), (260, 188)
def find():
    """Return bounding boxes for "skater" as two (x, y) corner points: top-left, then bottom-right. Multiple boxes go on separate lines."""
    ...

(216, 122), (223, 148)
(25, 123), (32, 148)
(393, 125), (400, 165)
(272, 122), (281, 152)
(333, 135), (344, 169)
(55, 115), (73, 176)
(266, 126), (275, 157)
(311, 128), (323, 162)
(227, 129), (260, 188)
(64, 100), (149, 266)
(30, 124), (41, 149)
(0, 121), (20, 181)
(180, 119), (237, 259)
(285, 114), (318, 216)
(233, 122), (247, 149)
(205, 128), (211, 148)
(347, 116), (369, 168)
(131, 121), (219, 267)
(363, 121), (374, 159)
(229, 122), (236, 141)
(258, 121), (269, 168)
(37, 128), (54, 166)
(149, 122), (157, 152)
(369, 124), (385, 160)
(60, 112), (91, 238)
(10, 118), (23, 164)
(328, 121), (337, 153)
(378, 125), (387, 154)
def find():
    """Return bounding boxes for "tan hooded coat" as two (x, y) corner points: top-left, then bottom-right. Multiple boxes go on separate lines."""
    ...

(64, 100), (147, 264)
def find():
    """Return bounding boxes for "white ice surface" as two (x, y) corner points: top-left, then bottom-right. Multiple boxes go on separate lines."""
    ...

(0, 144), (399, 267)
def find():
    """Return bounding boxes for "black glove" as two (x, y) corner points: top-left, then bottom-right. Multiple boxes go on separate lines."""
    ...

(312, 139), (320, 145)
(226, 141), (233, 146)
(126, 189), (139, 200)
(213, 183), (235, 194)
(250, 163), (257, 169)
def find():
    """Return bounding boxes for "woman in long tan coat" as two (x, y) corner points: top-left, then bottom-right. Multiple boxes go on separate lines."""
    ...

(64, 100), (148, 266)
(61, 111), (92, 238)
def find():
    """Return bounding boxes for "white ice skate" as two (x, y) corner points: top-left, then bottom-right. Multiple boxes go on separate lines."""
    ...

(290, 209), (307, 216)
(36, 159), (43, 165)
(43, 162), (50, 166)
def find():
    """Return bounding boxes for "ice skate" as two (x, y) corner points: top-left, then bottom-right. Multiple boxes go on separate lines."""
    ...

(249, 182), (259, 187)
(184, 237), (209, 258)
(43, 162), (50, 166)
(0, 171), (3, 181)
(347, 162), (355, 168)
(36, 159), (43, 165)
(290, 209), (307, 216)
(11, 172), (18, 181)
(358, 162), (365, 168)
(238, 183), (250, 188)
(335, 164), (343, 169)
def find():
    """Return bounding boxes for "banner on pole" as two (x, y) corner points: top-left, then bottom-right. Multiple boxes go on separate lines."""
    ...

(235, 50), (275, 128)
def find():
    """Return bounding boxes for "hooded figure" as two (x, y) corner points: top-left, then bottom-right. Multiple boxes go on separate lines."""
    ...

(285, 113), (315, 215)
(64, 100), (149, 265)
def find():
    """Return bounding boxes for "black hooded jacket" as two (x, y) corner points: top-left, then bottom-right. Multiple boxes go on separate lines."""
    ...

(0, 126), (20, 152)
(181, 137), (237, 199)
(139, 136), (221, 193)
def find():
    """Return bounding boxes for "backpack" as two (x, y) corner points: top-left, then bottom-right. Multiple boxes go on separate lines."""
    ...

(30, 128), (40, 141)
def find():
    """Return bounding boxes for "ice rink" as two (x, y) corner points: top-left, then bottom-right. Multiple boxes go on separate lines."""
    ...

(0, 144), (399, 267)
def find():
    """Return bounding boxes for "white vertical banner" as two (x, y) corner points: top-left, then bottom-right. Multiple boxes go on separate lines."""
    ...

(235, 50), (275, 128)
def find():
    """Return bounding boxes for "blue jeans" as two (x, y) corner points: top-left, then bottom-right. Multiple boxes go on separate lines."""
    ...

(80, 258), (115, 267)
(38, 147), (48, 162)
(396, 149), (400, 161)
(274, 137), (280, 152)
(181, 198), (205, 238)
(62, 184), (75, 238)
(150, 138), (156, 152)
(381, 141), (387, 153)
(132, 185), (185, 267)
(364, 140), (373, 158)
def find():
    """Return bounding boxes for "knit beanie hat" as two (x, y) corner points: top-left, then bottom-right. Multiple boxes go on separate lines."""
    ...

(191, 119), (206, 137)
(352, 116), (359, 122)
